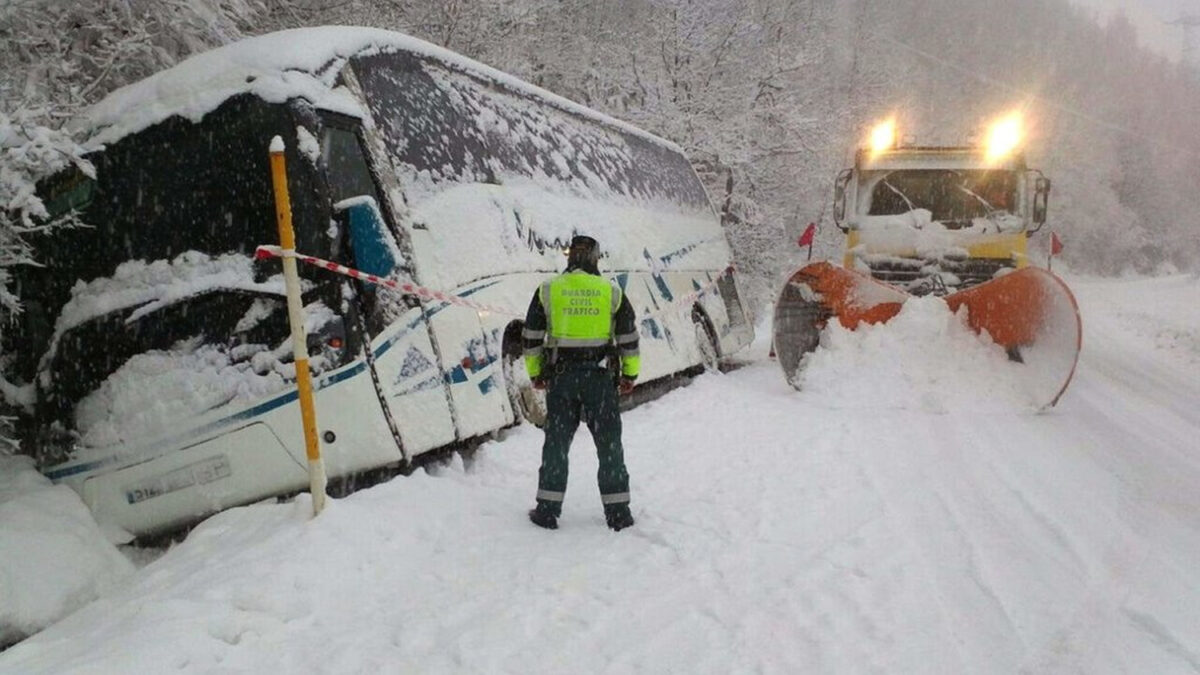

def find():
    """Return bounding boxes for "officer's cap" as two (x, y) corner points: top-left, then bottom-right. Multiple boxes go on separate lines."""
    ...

(569, 235), (599, 251)
(567, 235), (600, 267)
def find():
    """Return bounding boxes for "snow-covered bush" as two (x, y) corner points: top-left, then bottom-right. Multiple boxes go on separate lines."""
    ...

(0, 110), (92, 305)
(0, 111), (92, 443)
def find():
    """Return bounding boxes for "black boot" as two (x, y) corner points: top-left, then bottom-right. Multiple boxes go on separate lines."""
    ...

(605, 505), (635, 531)
(528, 508), (558, 530)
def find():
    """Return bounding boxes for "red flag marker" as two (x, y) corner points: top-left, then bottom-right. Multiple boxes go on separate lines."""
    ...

(798, 222), (816, 261)
(1049, 232), (1064, 271)
(798, 222), (816, 247)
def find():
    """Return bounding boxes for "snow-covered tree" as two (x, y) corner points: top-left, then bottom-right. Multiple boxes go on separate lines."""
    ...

(0, 0), (271, 440)
(0, 110), (93, 450)
(0, 0), (264, 118)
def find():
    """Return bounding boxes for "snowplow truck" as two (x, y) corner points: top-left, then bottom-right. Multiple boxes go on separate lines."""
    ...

(773, 119), (1081, 408)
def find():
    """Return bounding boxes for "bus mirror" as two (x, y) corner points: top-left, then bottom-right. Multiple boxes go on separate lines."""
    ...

(1032, 175), (1050, 226)
(333, 197), (398, 278)
(833, 169), (852, 229)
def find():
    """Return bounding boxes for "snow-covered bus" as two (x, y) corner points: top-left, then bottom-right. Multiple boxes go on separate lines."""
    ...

(10, 28), (753, 537)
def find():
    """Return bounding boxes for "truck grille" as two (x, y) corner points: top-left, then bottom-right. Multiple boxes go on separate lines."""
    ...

(862, 256), (1016, 296)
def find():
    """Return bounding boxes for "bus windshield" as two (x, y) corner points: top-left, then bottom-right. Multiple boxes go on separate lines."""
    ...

(40, 286), (347, 459)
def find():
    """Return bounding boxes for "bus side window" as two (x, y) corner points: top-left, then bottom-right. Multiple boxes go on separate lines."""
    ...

(322, 126), (381, 205)
(321, 124), (414, 334)
(337, 200), (398, 279)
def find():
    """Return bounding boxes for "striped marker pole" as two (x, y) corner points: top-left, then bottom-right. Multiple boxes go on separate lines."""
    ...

(269, 136), (327, 517)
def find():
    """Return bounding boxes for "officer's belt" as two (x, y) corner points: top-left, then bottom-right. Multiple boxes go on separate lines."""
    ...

(551, 357), (610, 373)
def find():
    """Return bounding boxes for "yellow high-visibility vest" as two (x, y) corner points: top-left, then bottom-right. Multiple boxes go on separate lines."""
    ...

(542, 272), (621, 346)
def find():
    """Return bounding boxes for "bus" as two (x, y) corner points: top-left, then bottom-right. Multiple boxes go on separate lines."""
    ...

(11, 27), (754, 538)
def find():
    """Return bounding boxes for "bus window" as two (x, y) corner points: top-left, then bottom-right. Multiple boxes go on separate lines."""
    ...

(351, 51), (711, 211)
(321, 122), (416, 334)
(38, 165), (96, 225)
(322, 126), (381, 205)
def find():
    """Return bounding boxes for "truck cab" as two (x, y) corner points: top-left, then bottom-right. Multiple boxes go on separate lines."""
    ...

(832, 118), (1050, 296)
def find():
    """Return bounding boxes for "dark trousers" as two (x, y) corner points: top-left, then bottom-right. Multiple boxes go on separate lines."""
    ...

(535, 366), (630, 516)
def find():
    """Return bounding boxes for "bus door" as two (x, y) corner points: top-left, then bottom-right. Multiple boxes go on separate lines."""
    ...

(423, 297), (511, 441)
(321, 120), (456, 458)
(406, 196), (512, 441)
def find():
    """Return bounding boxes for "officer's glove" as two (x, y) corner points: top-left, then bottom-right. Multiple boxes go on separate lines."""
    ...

(618, 377), (636, 395)
(532, 376), (548, 391)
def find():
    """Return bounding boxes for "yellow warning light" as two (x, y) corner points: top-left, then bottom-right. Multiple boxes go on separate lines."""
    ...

(985, 112), (1022, 162)
(869, 118), (896, 154)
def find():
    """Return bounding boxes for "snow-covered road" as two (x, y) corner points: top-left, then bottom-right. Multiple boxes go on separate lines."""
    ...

(2, 273), (1198, 674)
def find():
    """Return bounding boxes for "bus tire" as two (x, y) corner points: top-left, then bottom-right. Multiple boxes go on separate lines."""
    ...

(502, 323), (547, 428)
(692, 307), (721, 373)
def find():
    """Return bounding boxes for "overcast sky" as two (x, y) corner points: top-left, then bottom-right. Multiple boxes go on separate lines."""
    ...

(1070, 0), (1200, 62)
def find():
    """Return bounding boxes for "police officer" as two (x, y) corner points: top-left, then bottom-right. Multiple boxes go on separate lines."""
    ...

(522, 235), (639, 531)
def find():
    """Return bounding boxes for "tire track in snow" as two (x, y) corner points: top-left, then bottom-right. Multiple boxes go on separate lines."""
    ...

(579, 366), (900, 671)
(842, 409), (1024, 671)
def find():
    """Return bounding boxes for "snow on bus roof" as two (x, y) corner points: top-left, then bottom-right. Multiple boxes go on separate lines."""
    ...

(79, 26), (682, 153)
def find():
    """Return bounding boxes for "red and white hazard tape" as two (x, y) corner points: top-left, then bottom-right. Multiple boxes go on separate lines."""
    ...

(254, 245), (523, 317)
(255, 245), (733, 322)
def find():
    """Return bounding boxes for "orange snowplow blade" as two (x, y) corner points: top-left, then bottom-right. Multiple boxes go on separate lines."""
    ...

(772, 262), (907, 384)
(789, 261), (907, 329)
(773, 262), (1081, 408)
(944, 267), (1075, 348)
(944, 267), (1081, 407)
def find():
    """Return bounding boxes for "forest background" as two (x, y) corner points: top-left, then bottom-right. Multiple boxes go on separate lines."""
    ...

(1, 0), (1197, 373)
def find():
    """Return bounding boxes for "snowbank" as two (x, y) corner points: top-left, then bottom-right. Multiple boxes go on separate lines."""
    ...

(0, 455), (134, 648)
(798, 295), (1040, 412)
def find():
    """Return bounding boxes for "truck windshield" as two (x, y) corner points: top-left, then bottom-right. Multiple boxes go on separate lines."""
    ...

(866, 169), (1018, 225)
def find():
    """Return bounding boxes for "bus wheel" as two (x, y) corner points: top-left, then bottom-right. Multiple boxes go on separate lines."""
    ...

(502, 324), (547, 428)
(693, 309), (721, 373)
